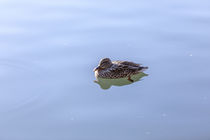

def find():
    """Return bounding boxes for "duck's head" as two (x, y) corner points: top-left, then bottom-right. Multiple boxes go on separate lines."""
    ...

(94, 58), (112, 71)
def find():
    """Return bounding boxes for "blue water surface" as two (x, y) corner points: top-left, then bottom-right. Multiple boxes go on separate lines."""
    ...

(0, 0), (210, 140)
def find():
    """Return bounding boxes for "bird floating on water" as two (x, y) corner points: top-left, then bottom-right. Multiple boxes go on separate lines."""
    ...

(94, 58), (148, 82)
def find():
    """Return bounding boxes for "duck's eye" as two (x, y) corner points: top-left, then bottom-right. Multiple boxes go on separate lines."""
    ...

(100, 61), (106, 65)
(101, 63), (106, 66)
(100, 62), (108, 67)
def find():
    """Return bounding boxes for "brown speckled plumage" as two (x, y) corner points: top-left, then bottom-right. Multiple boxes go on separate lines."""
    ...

(94, 58), (148, 82)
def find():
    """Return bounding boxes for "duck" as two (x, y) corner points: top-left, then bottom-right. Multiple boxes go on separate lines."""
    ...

(94, 58), (148, 82)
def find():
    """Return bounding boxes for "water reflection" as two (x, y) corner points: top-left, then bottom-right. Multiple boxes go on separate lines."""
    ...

(94, 72), (148, 89)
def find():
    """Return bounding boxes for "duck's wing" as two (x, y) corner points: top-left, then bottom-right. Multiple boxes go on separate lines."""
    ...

(109, 64), (140, 78)
(112, 61), (140, 67)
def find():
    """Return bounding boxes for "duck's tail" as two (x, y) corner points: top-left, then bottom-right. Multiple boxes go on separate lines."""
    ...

(138, 66), (148, 72)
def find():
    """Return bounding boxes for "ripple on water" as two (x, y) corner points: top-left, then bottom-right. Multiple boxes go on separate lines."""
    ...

(0, 59), (43, 113)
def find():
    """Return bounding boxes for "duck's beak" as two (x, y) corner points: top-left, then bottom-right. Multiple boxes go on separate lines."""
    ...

(93, 66), (100, 72)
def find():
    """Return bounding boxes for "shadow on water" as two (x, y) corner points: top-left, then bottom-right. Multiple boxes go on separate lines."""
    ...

(94, 72), (148, 89)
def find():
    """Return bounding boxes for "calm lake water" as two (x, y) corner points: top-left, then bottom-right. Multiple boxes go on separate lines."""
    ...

(0, 0), (210, 139)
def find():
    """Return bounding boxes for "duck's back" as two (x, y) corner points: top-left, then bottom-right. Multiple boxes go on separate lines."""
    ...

(98, 62), (141, 79)
(112, 61), (140, 67)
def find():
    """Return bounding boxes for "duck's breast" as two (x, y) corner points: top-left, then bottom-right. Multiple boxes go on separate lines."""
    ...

(94, 70), (99, 78)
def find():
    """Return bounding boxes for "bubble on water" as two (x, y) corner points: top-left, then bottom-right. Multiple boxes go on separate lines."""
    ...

(203, 96), (207, 100)
(63, 43), (68, 46)
(161, 113), (167, 117)
(145, 131), (151, 135)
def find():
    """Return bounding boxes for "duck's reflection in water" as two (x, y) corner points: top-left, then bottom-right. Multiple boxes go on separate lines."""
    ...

(94, 72), (148, 89)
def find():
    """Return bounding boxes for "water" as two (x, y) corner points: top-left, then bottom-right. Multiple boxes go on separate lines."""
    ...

(0, 0), (210, 139)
